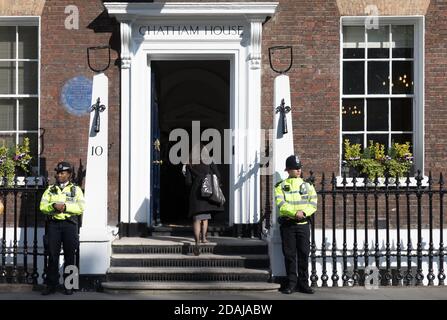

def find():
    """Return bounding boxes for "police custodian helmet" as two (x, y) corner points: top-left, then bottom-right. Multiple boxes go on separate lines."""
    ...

(285, 155), (302, 170)
(55, 161), (72, 173)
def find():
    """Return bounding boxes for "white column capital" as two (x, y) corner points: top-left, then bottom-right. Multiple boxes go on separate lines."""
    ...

(120, 21), (132, 69)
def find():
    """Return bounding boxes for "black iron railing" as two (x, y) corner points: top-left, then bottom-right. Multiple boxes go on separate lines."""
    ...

(305, 171), (446, 287)
(0, 177), (47, 284)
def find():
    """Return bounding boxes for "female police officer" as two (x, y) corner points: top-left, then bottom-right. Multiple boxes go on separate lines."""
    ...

(40, 161), (84, 295)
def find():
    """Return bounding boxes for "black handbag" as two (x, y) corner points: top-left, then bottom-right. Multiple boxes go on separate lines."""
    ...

(209, 174), (226, 206)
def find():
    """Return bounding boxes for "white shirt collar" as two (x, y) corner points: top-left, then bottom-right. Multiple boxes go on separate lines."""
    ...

(58, 181), (69, 189)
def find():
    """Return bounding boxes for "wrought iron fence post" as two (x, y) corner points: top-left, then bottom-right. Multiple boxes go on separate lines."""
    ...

(373, 174), (381, 284)
(0, 190), (6, 283)
(309, 171), (318, 287)
(363, 175), (370, 286)
(352, 175), (360, 286)
(23, 191), (29, 284)
(395, 174), (403, 286)
(342, 173), (349, 286)
(32, 177), (40, 285)
(405, 173), (413, 285)
(12, 186), (18, 283)
(331, 173), (339, 286)
(438, 173), (445, 285)
(320, 173), (329, 287)
(427, 172), (435, 286)
(415, 170), (424, 285)
(384, 175), (392, 286)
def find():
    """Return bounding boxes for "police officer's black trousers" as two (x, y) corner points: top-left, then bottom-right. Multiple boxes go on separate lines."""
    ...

(280, 223), (310, 289)
(46, 220), (78, 287)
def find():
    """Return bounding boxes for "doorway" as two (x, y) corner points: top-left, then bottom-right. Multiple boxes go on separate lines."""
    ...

(151, 60), (230, 226)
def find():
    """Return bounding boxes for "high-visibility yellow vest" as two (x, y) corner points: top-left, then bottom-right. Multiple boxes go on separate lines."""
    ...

(274, 177), (317, 224)
(40, 183), (84, 221)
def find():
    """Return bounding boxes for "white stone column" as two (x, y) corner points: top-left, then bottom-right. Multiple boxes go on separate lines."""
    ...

(79, 73), (110, 274)
(119, 21), (132, 224)
(268, 74), (294, 277)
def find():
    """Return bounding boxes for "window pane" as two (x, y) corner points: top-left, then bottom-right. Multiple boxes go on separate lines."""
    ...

(392, 61), (413, 94)
(368, 61), (389, 94)
(343, 61), (364, 94)
(19, 98), (38, 130)
(342, 134), (364, 160)
(391, 134), (413, 152)
(392, 25), (414, 58)
(0, 26), (15, 59)
(0, 133), (15, 149)
(367, 25), (389, 58)
(18, 61), (38, 94)
(0, 99), (16, 131)
(18, 26), (38, 59)
(367, 134), (389, 151)
(0, 61), (15, 94)
(367, 99), (388, 131)
(343, 26), (365, 58)
(342, 99), (364, 131)
(391, 99), (412, 131)
(19, 133), (38, 167)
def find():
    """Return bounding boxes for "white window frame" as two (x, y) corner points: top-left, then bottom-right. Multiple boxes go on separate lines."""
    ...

(339, 16), (425, 186)
(0, 17), (40, 176)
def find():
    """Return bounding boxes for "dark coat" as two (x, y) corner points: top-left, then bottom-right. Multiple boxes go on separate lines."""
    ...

(184, 162), (225, 218)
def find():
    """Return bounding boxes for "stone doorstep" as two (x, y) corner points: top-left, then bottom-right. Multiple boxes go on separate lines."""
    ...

(107, 267), (270, 274)
(101, 281), (281, 292)
(110, 253), (269, 260)
(112, 236), (267, 246)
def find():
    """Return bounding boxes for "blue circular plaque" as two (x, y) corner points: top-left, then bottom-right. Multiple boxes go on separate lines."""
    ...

(60, 76), (93, 116)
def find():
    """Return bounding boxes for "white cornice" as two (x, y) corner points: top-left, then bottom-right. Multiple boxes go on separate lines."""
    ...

(104, 2), (278, 20)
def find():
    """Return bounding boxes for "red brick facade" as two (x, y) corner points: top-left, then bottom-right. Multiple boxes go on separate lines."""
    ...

(19, 0), (447, 226)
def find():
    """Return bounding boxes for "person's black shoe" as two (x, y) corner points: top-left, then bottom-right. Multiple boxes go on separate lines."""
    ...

(41, 286), (56, 296)
(64, 289), (74, 295)
(282, 287), (294, 294)
(297, 286), (315, 294)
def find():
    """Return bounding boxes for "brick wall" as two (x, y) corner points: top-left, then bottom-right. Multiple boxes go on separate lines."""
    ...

(34, 0), (447, 226)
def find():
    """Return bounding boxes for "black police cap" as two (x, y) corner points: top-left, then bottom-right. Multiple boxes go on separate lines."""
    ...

(55, 161), (72, 173)
(285, 155), (302, 170)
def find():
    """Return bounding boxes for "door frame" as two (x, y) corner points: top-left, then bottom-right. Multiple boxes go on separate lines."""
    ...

(149, 57), (233, 226)
(105, 2), (278, 228)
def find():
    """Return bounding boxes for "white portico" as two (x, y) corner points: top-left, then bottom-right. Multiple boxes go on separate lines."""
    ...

(104, 2), (278, 228)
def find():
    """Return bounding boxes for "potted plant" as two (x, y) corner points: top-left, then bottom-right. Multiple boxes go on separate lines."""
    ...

(343, 139), (413, 182)
(0, 138), (32, 187)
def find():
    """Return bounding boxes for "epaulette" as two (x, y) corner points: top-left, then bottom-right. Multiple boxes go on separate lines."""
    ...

(275, 180), (283, 188)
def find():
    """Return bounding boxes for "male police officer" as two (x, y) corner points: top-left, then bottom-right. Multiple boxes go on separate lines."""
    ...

(275, 155), (317, 294)
(40, 161), (84, 295)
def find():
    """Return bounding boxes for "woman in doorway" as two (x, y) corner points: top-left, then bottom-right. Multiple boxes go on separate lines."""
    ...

(183, 144), (224, 255)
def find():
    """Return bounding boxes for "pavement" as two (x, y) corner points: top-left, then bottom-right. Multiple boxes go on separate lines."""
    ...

(1, 285), (445, 318)
(1, 284), (446, 300)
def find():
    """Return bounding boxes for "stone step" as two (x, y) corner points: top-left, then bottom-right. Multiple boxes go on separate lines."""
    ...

(102, 281), (281, 292)
(106, 267), (271, 282)
(112, 236), (268, 255)
(110, 253), (270, 268)
(149, 225), (233, 237)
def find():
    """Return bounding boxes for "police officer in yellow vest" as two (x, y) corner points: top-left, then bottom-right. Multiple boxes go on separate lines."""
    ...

(40, 161), (84, 295)
(275, 155), (317, 294)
